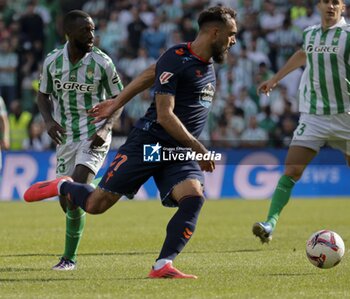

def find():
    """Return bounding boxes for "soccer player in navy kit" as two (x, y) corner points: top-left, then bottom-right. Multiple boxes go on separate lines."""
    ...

(25, 6), (237, 279)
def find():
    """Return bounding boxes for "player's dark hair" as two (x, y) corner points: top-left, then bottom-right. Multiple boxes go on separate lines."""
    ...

(63, 10), (91, 34)
(197, 6), (237, 29)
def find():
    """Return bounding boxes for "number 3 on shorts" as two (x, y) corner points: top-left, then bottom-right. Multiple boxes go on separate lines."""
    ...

(57, 158), (66, 174)
(296, 122), (306, 136)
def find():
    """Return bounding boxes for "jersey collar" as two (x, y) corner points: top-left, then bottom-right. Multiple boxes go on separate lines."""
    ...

(317, 16), (347, 31)
(63, 42), (92, 65)
(329, 17), (346, 29)
(187, 42), (212, 64)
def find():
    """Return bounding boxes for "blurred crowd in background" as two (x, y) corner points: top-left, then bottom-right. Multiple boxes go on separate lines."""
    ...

(2, 0), (350, 151)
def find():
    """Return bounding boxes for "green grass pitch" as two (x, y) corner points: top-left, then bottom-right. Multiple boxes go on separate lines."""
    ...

(0, 199), (349, 299)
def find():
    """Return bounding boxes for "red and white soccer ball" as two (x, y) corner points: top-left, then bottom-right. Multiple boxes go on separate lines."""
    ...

(306, 230), (345, 269)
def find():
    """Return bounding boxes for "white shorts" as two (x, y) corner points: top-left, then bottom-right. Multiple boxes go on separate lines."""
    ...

(56, 136), (111, 176)
(291, 113), (350, 155)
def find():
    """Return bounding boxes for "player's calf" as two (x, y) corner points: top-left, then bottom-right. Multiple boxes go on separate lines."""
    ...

(83, 188), (121, 214)
(157, 196), (204, 261)
(61, 183), (121, 214)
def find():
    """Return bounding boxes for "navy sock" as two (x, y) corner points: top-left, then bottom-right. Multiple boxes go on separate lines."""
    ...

(60, 182), (94, 211)
(157, 196), (204, 261)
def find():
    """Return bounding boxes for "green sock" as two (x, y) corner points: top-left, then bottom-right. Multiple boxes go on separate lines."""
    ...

(267, 175), (295, 230)
(63, 207), (86, 262)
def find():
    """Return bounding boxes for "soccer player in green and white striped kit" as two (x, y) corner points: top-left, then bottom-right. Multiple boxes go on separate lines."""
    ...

(37, 10), (123, 270)
(253, 0), (350, 243)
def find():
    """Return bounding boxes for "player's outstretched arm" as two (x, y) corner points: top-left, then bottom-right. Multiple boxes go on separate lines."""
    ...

(89, 64), (156, 123)
(257, 49), (306, 95)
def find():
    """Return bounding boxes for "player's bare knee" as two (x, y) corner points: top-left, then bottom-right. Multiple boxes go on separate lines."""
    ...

(171, 179), (203, 202)
(284, 165), (304, 181)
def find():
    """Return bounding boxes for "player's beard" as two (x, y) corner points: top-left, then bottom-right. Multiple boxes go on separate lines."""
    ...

(74, 39), (93, 53)
(212, 43), (226, 64)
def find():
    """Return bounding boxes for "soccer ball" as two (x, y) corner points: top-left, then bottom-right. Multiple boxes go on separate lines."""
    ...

(306, 230), (345, 269)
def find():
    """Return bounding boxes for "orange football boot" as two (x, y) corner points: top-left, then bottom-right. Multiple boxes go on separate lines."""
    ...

(24, 176), (73, 202)
(148, 263), (197, 279)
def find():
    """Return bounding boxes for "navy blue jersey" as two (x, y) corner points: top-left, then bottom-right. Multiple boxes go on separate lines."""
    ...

(135, 43), (216, 145)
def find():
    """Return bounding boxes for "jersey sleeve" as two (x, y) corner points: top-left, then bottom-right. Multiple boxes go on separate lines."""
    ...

(39, 57), (53, 94)
(301, 30), (307, 52)
(154, 49), (183, 96)
(301, 25), (318, 52)
(102, 60), (123, 98)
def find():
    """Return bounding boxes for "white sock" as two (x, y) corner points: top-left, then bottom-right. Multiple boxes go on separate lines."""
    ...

(153, 259), (172, 270)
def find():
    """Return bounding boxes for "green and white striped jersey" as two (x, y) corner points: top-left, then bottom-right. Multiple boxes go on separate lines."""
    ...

(39, 43), (123, 143)
(299, 17), (350, 115)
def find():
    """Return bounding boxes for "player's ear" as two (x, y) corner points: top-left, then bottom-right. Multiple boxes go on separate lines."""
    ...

(341, 3), (346, 13)
(316, 1), (321, 12)
(212, 26), (220, 39)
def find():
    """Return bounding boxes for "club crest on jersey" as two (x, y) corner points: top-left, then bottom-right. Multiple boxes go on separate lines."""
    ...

(159, 72), (173, 84)
(86, 70), (94, 79)
(199, 83), (215, 108)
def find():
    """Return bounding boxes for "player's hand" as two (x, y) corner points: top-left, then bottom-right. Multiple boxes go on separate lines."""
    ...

(257, 79), (277, 96)
(46, 120), (66, 144)
(191, 143), (215, 172)
(88, 99), (117, 124)
(89, 127), (111, 148)
(198, 160), (215, 172)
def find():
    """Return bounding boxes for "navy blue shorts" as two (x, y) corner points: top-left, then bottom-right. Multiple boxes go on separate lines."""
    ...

(98, 128), (204, 207)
